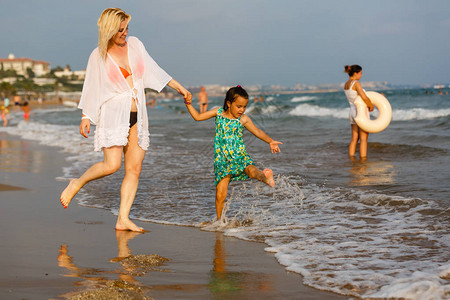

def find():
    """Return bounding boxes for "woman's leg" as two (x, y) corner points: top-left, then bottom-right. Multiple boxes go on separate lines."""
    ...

(215, 175), (231, 220)
(60, 146), (123, 208)
(244, 165), (275, 187)
(359, 128), (369, 158)
(115, 124), (146, 231)
(349, 124), (359, 157)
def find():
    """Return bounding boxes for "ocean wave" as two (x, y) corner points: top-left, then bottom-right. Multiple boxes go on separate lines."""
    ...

(246, 104), (280, 115)
(393, 108), (450, 121)
(288, 103), (348, 118)
(290, 95), (318, 102)
(288, 103), (450, 121)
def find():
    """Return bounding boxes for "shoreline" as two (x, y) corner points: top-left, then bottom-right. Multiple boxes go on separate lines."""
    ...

(0, 131), (348, 299)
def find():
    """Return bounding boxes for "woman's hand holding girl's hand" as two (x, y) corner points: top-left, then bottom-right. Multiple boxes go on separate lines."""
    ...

(178, 87), (192, 102)
(79, 119), (90, 138)
(269, 141), (282, 154)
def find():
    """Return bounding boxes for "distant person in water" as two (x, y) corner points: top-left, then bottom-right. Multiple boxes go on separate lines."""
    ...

(198, 86), (208, 113)
(344, 65), (374, 158)
(59, 8), (192, 232)
(21, 102), (32, 121)
(184, 85), (282, 220)
(1, 105), (9, 126)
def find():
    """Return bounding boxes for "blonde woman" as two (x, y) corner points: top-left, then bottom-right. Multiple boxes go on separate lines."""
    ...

(60, 8), (192, 232)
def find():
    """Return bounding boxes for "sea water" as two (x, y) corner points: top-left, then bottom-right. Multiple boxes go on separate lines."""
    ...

(2, 88), (449, 299)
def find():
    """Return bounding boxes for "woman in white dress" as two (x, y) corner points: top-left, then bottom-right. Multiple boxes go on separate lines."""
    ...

(60, 8), (192, 232)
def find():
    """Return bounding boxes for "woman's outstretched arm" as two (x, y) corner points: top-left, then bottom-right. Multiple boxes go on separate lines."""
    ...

(167, 79), (192, 101)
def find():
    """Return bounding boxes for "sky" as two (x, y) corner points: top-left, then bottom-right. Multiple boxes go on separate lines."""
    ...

(1, 0), (449, 87)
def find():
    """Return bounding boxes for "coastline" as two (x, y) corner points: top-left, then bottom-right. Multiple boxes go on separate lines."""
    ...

(0, 131), (348, 299)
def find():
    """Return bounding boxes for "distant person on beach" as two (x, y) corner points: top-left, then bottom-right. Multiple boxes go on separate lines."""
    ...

(13, 95), (21, 107)
(60, 8), (192, 232)
(344, 65), (374, 158)
(184, 85), (282, 220)
(198, 86), (208, 113)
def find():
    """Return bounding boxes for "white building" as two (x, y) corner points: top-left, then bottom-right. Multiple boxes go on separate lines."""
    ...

(54, 66), (86, 80)
(0, 54), (50, 77)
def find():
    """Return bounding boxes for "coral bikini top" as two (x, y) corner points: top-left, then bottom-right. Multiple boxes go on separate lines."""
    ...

(119, 66), (132, 78)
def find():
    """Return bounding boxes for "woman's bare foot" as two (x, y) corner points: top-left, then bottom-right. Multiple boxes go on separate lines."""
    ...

(263, 169), (275, 187)
(115, 218), (145, 232)
(60, 179), (81, 209)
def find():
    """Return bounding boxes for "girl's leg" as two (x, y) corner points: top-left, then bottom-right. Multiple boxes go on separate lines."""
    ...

(359, 128), (369, 158)
(116, 124), (146, 232)
(349, 124), (359, 157)
(244, 165), (275, 187)
(60, 146), (123, 208)
(215, 175), (231, 220)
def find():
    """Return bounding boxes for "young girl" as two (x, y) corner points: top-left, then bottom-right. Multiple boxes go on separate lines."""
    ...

(344, 65), (374, 158)
(184, 85), (282, 220)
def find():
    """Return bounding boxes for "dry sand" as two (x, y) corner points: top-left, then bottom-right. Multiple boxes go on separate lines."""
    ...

(0, 132), (348, 299)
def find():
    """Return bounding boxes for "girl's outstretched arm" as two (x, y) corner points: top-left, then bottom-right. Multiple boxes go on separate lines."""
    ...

(241, 115), (282, 153)
(184, 100), (219, 121)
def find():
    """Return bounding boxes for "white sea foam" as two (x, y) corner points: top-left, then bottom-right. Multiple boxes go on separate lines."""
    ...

(288, 103), (450, 121)
(290, 95), (318, 102)
(363, 271), (450, 299)
(393, 108), (450, 121)
(288, 103), (348, 118)
(246, 104), (279, 115)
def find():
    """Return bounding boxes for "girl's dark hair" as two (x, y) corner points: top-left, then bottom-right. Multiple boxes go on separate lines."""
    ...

(344, 65), (362, 77)
(223, 85), (248, 111)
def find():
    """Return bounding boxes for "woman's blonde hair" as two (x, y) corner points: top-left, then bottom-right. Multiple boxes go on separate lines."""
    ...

(97, 8), (131, 59)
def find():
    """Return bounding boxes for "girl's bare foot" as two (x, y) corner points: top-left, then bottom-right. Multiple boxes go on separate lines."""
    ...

(263, 169), (275, 187)
(60, 179), (80, 209)
(115, 218), (145, 232)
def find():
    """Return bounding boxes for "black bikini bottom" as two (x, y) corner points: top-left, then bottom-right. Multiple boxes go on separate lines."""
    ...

(129, 111), (138, 128)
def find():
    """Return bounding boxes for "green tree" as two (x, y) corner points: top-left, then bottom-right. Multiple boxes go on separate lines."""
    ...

(0, 82), (17, 98)
(26, 67), (35, 79)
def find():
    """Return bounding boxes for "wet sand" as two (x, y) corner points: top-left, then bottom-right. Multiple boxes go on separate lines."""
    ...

(0, 132), (348, 299)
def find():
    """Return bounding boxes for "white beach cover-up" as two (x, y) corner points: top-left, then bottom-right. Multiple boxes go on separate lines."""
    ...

(344, 80), (368, 125)
(78, 36), (172, 151)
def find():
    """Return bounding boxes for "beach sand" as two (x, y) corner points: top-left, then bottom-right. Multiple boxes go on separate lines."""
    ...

(0, 132), (348, 299)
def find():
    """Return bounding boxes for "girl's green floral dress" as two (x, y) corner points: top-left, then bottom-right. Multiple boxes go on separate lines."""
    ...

(214, 107), (254, 185)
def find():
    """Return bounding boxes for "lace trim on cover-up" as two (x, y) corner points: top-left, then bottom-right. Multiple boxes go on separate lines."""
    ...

(94, 124), (150, 151)
(94, 121), (150, 152)
(94, 125), (130, 151)
(136, 117), (149, 150)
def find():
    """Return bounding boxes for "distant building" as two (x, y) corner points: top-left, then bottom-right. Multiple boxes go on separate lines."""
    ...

(54, 66), (86, 80)
(0, 53), (50, 77)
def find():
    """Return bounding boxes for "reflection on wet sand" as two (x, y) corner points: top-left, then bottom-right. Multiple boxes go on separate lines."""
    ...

(0, 132), (45, 173)
(57, 230), (277, 299)
(349, 156), (396, 186)
(57, 231), (161, 299)
(208, 232), (272, 297)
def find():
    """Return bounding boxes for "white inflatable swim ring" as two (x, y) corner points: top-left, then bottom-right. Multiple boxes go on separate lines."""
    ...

(354, 91), (392, 133)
